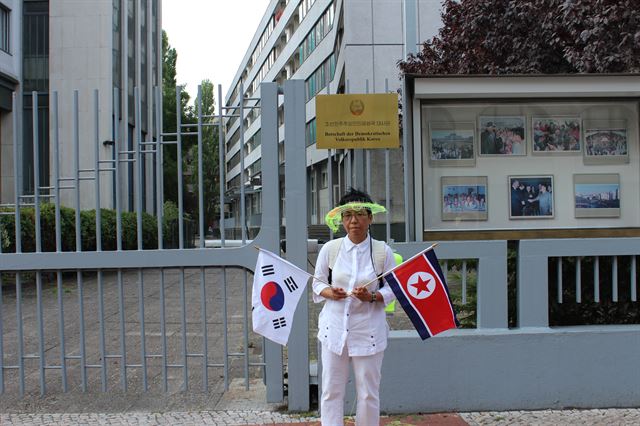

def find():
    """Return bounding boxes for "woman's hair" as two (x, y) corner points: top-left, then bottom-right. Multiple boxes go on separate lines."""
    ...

(338, 187), (373, 206)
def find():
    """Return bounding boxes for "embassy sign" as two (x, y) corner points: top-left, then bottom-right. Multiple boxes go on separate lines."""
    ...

(316, 93), (400, 149)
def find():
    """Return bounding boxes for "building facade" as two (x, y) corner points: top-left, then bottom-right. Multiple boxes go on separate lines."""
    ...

(0, 0), (161, 212)
(223, 0), (441, 237)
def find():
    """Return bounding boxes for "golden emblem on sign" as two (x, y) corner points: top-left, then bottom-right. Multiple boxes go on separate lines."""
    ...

(349, 99), (365, 116)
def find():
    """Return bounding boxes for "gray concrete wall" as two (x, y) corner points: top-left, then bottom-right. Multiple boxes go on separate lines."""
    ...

(0, 108), (14, 203)
(0, 0), (20, 205)
(374, 327), (640, 413)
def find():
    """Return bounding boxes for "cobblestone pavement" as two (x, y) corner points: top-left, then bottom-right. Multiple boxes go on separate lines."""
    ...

(460, 408), (640, 425)
(2, 408), (640, 425)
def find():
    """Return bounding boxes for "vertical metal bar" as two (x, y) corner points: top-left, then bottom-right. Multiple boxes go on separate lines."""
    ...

(576, 257), (582, 304)
(243, 271), (249, 389)
(284, 80), (310, 410)
(557, 257), (563, 304)
(53, 92), (62, 252)
(239, 82), (246, 243)
(328, 149), (334, 240)
(612, 256), (618, 302)
(95, 90), (102, 251)
(176, 86), (185, 248)
(138, 269), (148, 391)
(200, 268), (208, 391)
(180, 268), (188, 390)
(384, 78), (391, 242)
(326, 77), (334, 240)
(260, 82), (284, 403)
(461, 261), (467, 305)
(217, 84), (225, 246)
(36, 272), (46, 395)
(155, 87), (163, 249)
(632, 256), (637, 302)
(365, 80), (371, 193)
(16, 273), (24, 395)
(346, 149), (351, 189)
(0, 273), (4, 393)
(77, 271), (87, 391)
(114, 88), (123, 251)
(197, 85), (205, 248)
(57, 271), (67, 392)
(135, 88), (143, 250)
(32, 92), (42, 252)
(12, 92), (22, 253)
(74, 91), (82, 252)
(117, 270), (127, 391)
(159, 269), (168, 392)
(98, 271), (107, 391)
(594, 256), (600, 303)
(222, 268), (229, 390)
(401, 76), (411, 242)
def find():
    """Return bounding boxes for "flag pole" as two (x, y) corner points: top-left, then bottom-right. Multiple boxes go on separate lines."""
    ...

(357, 242), (439, 290)
(254, 245), (332, 287)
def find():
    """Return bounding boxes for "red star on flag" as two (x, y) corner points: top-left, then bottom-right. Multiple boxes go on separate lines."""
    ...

(411, 275), (432, 295)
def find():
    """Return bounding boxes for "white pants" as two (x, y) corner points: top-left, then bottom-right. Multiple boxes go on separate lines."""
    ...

(320, 344), (384, 426)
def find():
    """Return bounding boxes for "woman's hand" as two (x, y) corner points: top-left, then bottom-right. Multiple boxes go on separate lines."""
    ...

(320, 286), (347, 300)
(352, 286), (375, 303)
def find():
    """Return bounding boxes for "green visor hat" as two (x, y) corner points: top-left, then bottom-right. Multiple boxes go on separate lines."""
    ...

(324, 202), (387, 232)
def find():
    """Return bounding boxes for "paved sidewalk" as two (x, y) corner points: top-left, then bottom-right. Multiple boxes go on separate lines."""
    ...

(2, 408), (640, 425)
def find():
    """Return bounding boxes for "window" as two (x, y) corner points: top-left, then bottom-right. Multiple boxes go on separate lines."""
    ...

(0, 5), (10, 53)
(306, 118), (316, 146)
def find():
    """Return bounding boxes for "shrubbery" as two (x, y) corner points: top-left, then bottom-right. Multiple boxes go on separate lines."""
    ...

(0, 201), (186, 252)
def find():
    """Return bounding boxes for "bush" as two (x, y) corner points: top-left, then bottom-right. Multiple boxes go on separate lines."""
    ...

(0, 222), (9, 251)
(0, 203), (175, 252)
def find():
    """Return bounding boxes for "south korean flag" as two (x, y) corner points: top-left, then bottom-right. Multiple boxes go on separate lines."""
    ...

(252, 248), (311, 346)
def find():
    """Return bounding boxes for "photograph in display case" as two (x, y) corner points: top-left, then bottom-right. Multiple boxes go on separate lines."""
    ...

(441, 176), (488, 221)
(478, 116), (526, 156)
(532, 117), (581, 154)
(428, 122), (475, 166)
(584, 120), (629, 164)
(574, 174), (620, 218)
(509, 175), (554, 219)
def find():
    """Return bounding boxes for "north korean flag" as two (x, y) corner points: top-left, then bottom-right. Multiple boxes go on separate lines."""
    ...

(383, 248), (459, 340)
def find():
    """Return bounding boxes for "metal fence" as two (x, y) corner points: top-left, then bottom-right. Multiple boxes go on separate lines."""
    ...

(0, 81), (285, 402)
(1, 77), (639, 413)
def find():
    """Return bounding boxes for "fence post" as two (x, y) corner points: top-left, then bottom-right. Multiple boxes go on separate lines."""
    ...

(518, 240), (549, 327)
(477, 241), (509, 328)
(259, 82), (285, 403)
(284, 79), (310, 411)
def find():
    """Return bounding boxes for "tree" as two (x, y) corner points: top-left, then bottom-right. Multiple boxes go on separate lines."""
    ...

(398, 0), (640, 75)
(162, 31), (193, 206)
(185, 79), (220, 236)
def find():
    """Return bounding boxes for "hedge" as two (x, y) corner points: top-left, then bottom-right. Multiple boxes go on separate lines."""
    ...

(0, 201), (186, 252)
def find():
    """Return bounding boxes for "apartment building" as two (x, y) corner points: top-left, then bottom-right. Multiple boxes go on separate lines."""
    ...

(223, 0), (441, 236)
(0, 0), (161, 212)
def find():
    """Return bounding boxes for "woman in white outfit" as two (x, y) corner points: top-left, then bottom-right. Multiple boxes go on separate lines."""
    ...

(312, 188), (396, 426)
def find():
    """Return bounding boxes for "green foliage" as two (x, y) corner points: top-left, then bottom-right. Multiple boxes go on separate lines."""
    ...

(548, 255), (640, 325)
(399, 0), (640, 75)
(507, 241), (518, 328)
(446, 260), (478, 328)
(0, 204), (180, 252)
(162, 33), (221, 236)
(162, 30), (194, 208)
(0, 221), (9, 250)
(185, 79), (220, 233)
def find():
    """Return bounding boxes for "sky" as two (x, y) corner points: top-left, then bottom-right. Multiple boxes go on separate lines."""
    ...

(162, 0), (271, 102)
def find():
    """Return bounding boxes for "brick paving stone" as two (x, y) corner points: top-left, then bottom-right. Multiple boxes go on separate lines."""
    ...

(3, 409), (640, 425)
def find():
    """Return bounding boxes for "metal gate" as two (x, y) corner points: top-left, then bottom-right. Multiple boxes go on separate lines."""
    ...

(0, 81), (309, 407)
